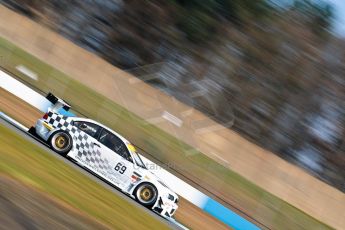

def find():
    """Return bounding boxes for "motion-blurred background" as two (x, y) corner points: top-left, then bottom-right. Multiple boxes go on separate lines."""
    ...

(3, 0), (343, 192)
(0, 1), (344, 229)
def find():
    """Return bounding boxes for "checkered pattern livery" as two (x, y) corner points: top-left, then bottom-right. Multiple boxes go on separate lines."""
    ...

(46, 111), (113, 174)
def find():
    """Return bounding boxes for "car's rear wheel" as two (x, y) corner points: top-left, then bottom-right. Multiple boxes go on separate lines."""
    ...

(49, 131), (72, 156)
(135, 183), (158, 207)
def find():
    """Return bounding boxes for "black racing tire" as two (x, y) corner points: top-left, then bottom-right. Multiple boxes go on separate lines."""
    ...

(49, 130), (73, 156)
(134, 182), (158, 207)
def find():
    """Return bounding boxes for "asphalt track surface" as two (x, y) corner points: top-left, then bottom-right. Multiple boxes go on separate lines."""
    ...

(0, 117), (184, 230)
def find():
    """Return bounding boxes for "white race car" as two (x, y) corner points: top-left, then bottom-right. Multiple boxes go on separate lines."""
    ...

(29, 94), (179, 218)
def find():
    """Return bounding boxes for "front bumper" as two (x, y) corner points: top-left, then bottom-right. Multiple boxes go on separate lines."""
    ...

(153, 196), (178, 218)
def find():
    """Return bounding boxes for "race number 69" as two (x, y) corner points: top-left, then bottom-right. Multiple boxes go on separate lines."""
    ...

(115, 162), (127, 174)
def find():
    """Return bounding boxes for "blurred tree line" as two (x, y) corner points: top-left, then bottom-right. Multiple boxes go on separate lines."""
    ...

(3, 0), (334, 44)
(173, 0), (272, 42)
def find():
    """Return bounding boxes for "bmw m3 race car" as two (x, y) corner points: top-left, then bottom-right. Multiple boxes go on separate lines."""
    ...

(29, 93), (179, 218)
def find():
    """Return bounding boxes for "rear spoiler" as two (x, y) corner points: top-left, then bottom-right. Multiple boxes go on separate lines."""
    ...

(46, 92), (71, 113)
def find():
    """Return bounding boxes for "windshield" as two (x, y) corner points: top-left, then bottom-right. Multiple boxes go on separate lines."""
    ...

(132, 151), (147, 169)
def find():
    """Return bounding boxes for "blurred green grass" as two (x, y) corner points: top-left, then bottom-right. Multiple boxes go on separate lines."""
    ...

(0, 123), (168, 230)
(0, 37), (333, 230)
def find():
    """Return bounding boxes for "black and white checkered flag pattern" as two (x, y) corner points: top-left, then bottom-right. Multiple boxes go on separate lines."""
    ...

(46, 111), (113, 173)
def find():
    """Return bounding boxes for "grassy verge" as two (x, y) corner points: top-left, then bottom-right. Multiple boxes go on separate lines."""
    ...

(0, 36), (333, 229)
(0, 123), (168, 230)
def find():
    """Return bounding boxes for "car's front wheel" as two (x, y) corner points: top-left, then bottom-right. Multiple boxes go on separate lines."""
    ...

(49, 131), (72, 156)
(134, 183), (158, 207)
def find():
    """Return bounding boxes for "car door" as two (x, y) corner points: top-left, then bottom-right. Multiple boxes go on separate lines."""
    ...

(70, 121), (109, 176)
(97, 128), (134, 189)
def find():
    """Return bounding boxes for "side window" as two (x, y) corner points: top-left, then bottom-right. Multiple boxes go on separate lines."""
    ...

(74, 121), (101, 138)
(98, 129), (133, 162)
